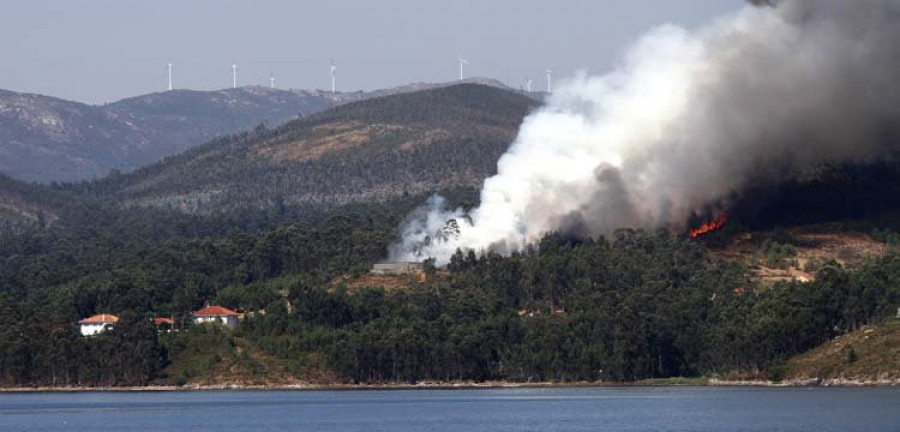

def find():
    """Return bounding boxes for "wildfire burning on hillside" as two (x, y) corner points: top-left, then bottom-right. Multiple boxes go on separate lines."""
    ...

(391, 0), (900, 266)
(689, 214), (729, 239)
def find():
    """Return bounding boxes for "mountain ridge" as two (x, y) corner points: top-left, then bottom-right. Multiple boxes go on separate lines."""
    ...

(0, 77), (529, 183)
(83, 83), (540, 214)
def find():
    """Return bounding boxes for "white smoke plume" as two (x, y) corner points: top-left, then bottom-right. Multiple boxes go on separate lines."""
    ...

(392, 0), (900, 265)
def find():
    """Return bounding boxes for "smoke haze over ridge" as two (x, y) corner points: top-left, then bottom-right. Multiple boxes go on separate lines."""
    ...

(392, 0), (900, 265)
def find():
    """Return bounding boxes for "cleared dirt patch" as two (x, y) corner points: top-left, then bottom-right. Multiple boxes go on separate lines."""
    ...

(258, 121), (453, 163)
(712, 225), (885, 284)
(258, 122), (429, 163)
(329, 271), (433, 293)
(400, 129), (450, 151)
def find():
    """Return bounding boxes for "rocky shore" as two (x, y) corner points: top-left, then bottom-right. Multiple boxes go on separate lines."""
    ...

(2, 377), (898, 392)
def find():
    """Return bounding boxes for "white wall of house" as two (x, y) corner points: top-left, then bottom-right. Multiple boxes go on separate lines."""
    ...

(79, 323), (113, 336)
(193, 315), (238, 328)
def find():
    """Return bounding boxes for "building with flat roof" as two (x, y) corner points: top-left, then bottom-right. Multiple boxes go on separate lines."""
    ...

(371, 262), (423, 275)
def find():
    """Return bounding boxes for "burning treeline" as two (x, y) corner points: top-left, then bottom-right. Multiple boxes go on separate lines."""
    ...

(392, 0), (900, 265)
(689, 214), (729, 239)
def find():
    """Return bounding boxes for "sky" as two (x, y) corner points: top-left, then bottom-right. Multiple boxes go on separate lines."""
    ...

(0, 0), (744, 104)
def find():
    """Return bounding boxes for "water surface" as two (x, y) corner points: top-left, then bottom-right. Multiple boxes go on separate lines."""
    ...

(1, 387), (898, 431)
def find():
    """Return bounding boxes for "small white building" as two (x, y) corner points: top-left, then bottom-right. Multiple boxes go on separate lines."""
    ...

(192, 305), (239, 329)
(371, 262), (423, 275)
(78, 314), (119, 336)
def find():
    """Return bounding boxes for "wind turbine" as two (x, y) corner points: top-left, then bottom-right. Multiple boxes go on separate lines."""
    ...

(270, 70), (276, 89)
(330, 59), (337, 93)
(458, 57), (469, 81)
(232, 60), (238, 89)
(546, 68), (553, 94)
(526, 77), (532, 92)
(167, 62), (173, 91)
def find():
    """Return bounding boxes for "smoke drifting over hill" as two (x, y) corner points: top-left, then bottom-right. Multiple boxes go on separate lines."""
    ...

(392, 0), (900, 265)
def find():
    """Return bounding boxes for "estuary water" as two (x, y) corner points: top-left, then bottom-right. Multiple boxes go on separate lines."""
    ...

(0, 387), (898, 431)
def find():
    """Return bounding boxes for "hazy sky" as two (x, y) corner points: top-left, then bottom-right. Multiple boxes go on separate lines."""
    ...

(0, 0), (744, 104)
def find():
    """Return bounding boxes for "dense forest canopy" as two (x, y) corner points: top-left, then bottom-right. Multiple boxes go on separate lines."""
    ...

(2, 219), (899, 386)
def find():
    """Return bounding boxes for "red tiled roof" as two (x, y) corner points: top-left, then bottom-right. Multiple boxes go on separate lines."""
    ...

(153, 317), (175, 325)
(78, 314), (120, 324)
(193, 305), (238, 316)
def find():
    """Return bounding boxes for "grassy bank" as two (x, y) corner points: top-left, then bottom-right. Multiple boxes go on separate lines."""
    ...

(780, 319), (900, 383)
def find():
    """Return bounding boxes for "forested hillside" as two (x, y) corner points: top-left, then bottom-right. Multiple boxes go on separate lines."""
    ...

(2, 224), (899, 386)
(0, 173), (78, 232)
(1, 83), (900, 387)
(78, 83), (538, 214)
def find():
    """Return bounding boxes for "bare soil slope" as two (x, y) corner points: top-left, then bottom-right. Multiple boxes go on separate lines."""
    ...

(712, 224), (885, 285)
(782, 319), (900, 384)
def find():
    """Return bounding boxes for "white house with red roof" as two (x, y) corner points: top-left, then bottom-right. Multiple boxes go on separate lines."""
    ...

(192, 305), (239, 329)
(78, 313), (119, 336)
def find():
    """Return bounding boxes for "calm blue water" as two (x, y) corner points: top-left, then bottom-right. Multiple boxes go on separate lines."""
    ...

(0, 387), (898, 431)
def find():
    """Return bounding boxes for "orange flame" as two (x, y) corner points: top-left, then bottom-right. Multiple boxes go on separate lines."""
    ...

(689, 214), (728, 238)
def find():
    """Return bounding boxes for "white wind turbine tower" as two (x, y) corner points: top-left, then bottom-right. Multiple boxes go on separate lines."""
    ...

(232, 60), (238, 89)
(330, 59), (337, 93)
(270, 70), (276, 89)
(526, 77), (532, 92)
(167, 62), (173, 91)
(458, 57), (469, 81)
(546, 68), (553, 93)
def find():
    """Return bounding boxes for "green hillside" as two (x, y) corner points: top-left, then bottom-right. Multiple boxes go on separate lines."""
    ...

(782, 319), (900, 384)
(84, 83), (537, 213)
(1, 83), (900, 388)
(0, 173), (82, 232)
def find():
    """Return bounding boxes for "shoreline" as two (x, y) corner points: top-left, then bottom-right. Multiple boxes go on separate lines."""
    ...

(2, 377), (898, 393)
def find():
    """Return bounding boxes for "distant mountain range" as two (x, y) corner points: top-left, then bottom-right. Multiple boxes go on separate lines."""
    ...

(0, 82), (537, 230)
(0, 77), (527, 183)
(90, 83), (539, 214)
